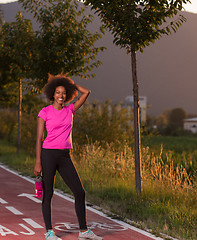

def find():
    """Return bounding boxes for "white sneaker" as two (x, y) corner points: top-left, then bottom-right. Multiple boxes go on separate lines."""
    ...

(45, 230), (58, 240)
(78, 229), (103, 240)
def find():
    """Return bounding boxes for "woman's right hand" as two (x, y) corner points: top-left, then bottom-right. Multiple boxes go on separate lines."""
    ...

(34, 162), (42, 176)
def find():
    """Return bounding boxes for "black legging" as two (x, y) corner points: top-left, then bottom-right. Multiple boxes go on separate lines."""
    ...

(41, 148), (87, 230)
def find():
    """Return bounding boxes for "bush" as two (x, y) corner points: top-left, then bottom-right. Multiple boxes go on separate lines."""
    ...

(20, 112), (38, 154)
(0, 109), (17, 141)
(0, 94), (46, 154)
(73, 100), (134, 150)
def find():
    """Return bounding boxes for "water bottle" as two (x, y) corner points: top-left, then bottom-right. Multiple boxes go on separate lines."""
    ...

(35, 176), (43, 198)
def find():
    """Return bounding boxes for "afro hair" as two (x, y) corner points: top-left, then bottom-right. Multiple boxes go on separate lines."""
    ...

(43, 74), (78, 103)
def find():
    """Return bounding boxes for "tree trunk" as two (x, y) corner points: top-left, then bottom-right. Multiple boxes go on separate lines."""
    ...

(131, 50), (142, 193)
(17, 79), (22, 154)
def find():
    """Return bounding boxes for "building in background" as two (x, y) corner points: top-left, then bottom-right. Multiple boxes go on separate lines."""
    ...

(184, 118), (197, 134)
(123, 96), (147, 123)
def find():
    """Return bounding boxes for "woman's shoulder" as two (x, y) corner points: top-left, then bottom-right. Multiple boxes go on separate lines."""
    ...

(38, 105), (53, 121)
(40, 105), (52, 111)
(64, 103), (75, 114)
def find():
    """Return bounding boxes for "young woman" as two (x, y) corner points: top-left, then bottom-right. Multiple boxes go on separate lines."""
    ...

(34, 74), (103, 240)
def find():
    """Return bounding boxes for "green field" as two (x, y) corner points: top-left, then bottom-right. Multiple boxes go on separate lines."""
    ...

(142, 135), (197, 153)
(0, 136), (197, 240)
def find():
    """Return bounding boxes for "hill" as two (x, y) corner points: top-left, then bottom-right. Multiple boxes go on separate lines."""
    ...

(1, 1), (197, 116)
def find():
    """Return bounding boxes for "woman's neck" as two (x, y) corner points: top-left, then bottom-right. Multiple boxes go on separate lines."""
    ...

(52, 103), (63, 110)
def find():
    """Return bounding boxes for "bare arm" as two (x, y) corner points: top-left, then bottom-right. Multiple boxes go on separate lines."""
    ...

(73, 84), (91, 112)
(34, 117), (45, 176)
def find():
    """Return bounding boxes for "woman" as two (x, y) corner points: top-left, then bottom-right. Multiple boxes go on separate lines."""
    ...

(34, 74), (103, 240)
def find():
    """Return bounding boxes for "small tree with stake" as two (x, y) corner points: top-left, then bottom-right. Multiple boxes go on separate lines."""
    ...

(0, 12), (36, 153)
(83, 0), (191, 192)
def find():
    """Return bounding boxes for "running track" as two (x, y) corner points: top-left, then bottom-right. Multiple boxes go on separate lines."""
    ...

(0, 164), (164, 240)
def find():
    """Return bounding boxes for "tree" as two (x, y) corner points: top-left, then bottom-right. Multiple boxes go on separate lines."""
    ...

(169, 107), (186, 129)
(83, 0), (191, 192)
(19, 0), (105, 89)
(155, 113), (168, 133)
(0, 12), (36, 153)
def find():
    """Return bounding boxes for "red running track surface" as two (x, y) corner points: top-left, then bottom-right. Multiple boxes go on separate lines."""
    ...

(0, 165), (163, 240)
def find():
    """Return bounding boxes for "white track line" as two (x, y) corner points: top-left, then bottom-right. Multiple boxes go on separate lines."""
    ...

(5, 206), (23, 215)
(0, 198), (8, 204)
(22, 218), (44, 229)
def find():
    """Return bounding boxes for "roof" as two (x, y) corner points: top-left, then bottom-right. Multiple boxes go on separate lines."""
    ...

(184, 118), (197, 122)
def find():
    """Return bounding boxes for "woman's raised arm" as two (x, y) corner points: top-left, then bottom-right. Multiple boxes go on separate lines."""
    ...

(73, 84), (91, 112)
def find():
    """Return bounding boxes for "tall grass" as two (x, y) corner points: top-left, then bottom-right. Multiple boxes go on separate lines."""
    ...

(71, 143), (197, 240)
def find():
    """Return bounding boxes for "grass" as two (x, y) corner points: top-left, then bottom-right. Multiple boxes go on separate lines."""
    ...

(0, 140), (35, 177)
(0, 137), (197, 240)
(142, 135), (197, 153)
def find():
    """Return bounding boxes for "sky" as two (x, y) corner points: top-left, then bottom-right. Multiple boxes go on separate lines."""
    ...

(0, 0), (197, 14)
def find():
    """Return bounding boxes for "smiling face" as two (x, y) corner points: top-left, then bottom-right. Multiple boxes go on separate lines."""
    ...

(53, 86), (66, 106)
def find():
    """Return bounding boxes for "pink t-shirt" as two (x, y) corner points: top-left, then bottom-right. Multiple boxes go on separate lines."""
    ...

(38, 104), (75, 149)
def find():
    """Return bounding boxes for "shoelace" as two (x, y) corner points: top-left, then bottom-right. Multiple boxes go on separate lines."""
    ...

(46, 230), (55, 238)
(88, 229), (94, 234)
(81, 229), (94, 235)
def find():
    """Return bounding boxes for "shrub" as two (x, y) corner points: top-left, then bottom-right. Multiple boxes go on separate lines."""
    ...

(73, 100), (134, 150)
(0, 109), (17, 141)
